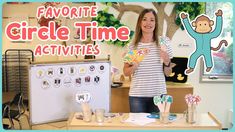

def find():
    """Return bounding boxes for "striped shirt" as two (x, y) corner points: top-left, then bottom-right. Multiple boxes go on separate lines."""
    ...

(128, 41), (173, 97)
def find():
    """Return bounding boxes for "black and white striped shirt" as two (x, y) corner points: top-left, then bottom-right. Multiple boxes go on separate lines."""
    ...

(128, 41), (173, 97)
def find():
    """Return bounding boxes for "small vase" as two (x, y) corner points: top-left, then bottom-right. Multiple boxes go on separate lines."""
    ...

(186, 104), (197, 124)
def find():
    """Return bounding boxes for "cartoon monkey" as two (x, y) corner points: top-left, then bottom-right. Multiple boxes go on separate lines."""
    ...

(180, 9), (228, 74)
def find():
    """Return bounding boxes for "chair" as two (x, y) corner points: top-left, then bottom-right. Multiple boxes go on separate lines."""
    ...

(3, 93), (31, 129)
(2, 104), (14, 129)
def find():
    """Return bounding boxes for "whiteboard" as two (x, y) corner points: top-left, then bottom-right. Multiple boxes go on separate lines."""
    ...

(29, 61), (111, 124)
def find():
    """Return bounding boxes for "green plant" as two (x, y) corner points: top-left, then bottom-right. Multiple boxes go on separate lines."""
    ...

(174, 2), (205, 30)
(92, 6), (134, 47)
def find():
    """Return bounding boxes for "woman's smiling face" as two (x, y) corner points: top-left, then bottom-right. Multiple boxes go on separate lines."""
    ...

(141, 12), (156, 34)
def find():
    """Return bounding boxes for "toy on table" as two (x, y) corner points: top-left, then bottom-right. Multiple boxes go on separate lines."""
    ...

(185, 94), (201, 106)
(153, 95), (173, 113)
(75, 91), (92, 122)
(184, 94), (201, 123)
(75, 91), (91, 104)
(153, 95), (173, 123)
(146, 113), (177, 121)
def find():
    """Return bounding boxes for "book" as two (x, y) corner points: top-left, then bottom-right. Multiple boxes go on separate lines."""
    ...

(123, 48), (149, 64)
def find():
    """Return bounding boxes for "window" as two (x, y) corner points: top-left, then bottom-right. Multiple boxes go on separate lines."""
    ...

(201, 2), (233, 82)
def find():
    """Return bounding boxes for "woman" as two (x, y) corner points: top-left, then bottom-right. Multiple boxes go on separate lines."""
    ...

(123, 9), (173, 113)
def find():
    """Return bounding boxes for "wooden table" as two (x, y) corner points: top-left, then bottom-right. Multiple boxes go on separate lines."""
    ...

(67, 112), (221, 130)
(111, 81), (193, 113)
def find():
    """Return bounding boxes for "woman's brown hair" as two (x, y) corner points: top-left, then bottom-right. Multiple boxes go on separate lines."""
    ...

(132, 8), (159, 48)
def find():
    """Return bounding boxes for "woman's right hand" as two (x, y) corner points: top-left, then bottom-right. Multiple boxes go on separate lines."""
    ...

(123, 62), (139, 76)
(131, 62), (139, 73)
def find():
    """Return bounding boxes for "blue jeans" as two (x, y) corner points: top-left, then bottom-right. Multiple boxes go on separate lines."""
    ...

(129, 96), (160, 113)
